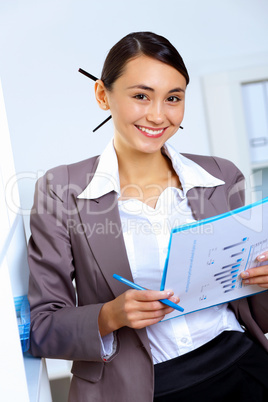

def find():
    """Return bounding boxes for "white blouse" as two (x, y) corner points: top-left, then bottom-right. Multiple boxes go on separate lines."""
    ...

(78, 140), (244, 363)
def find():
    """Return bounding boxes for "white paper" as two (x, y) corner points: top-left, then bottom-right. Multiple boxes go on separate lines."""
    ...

(161, 197), (268, 320)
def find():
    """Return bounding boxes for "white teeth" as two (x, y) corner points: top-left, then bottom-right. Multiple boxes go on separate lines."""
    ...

(137, 126), (164, 135)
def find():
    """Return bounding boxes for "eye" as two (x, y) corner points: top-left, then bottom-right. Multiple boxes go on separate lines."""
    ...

(134, 94), (148, 100)
(166, 96), (181, 103)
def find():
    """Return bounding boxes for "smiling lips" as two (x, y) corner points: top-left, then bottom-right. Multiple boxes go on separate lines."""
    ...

(136, 125), (167, 138)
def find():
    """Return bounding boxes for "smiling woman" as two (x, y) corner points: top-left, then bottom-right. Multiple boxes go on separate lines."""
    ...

(27, 32), (268, 402)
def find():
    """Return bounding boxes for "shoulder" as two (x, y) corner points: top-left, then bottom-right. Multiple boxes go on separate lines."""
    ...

(182, 153), (244, 184)
(182, 153), (245, 209)
(35, 155), (100, 199)
(47, 155), (99, 182)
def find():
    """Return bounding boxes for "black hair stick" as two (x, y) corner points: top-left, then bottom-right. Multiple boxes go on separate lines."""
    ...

(78, 68), (98, 82)
(92, 115), (112, 132)
(78, 68), (112, 132)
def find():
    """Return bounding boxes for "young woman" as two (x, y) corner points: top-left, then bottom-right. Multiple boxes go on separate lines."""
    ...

(28, 32), (268, 401)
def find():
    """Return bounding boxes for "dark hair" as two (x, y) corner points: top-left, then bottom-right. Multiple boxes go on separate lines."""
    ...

(100, 31), (189, 90)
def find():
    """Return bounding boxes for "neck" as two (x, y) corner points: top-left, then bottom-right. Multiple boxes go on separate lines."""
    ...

(115, 145), (168, 186)
(113, 141), (181, 207)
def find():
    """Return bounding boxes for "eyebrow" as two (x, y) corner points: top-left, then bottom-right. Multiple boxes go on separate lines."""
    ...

(126, 84), (185, 93)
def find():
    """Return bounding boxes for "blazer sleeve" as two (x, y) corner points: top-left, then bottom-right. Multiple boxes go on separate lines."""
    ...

(27, 165), (116, 362)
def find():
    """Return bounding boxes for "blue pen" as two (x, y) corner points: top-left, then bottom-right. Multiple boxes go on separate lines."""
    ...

(113, 274), (184, 312)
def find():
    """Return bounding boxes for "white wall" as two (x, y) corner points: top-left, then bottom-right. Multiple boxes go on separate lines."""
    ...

(0, 80), (20, 239)
(0, 79), (30, 402)
(1, 0), (268, 237)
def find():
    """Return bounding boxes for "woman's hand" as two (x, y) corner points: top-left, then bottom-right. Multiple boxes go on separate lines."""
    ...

(241, 251), (268, 289)
(98, 289), (179, 337)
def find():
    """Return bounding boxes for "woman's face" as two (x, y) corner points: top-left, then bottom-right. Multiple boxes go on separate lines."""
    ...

(104, 55), (187, 155)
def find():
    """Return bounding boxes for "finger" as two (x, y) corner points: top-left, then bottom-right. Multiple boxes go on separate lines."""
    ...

(137, 294), (180, 312)
(243, 277), (268, 288)
(256, 251), (268, 262)
(136, 293), (180, 312)
(169, 295), (180, 304)
(241, 266), (268, 279)
(240, 266), (268, 289)
(135, 299), (173, 313)
(241, 272), (268, 288)
(133, 315), (167, 328)
(255, 283), (268, 288)
(127, 305), (174, 327)
(130, 289), (174, 302)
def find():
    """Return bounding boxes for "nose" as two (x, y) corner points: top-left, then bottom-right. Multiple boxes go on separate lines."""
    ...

(146, 101), (165, 125)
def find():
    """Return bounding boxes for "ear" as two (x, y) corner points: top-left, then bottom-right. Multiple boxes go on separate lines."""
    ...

(95, 80), (109, 110)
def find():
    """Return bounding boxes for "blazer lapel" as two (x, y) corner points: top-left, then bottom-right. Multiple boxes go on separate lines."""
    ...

(75, 191), (133, 298)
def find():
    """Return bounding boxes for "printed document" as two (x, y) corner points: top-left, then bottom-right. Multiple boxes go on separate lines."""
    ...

(161, 197), (268, 321)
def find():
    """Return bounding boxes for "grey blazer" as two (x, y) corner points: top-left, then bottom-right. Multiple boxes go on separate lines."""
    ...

(28, 153), (268, 402)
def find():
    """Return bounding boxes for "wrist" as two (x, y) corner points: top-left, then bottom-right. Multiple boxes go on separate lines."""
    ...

(98, 300), (120, 337)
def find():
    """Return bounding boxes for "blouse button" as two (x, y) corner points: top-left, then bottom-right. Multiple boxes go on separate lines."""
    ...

(181, 337), (188, 344)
